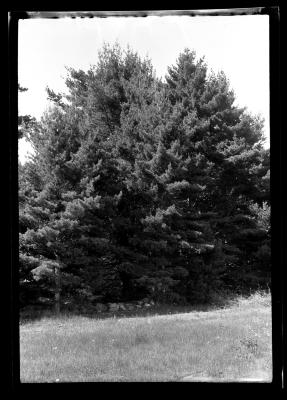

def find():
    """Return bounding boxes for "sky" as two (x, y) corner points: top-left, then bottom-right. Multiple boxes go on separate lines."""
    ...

(18, 14), (270, 163)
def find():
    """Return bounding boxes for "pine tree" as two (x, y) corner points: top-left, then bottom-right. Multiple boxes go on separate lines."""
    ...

(19, 45), (270, 312)
(162, 48), (270, 296)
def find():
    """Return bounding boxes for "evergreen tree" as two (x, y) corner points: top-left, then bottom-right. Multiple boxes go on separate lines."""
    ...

(163, 48), (270, 296)
(19, 45), (270, 312)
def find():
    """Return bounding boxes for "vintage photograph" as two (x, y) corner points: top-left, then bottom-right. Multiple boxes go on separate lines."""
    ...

(18, 10), (271, 382)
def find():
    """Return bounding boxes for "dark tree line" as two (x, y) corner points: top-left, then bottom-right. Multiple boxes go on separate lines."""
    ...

(19, 44), (270, 313)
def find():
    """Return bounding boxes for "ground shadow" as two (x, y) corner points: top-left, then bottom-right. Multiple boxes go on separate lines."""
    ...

(19, 293), (239, 324)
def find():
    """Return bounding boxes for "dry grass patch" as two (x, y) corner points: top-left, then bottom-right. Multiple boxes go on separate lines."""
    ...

(20, 291), (272, 382)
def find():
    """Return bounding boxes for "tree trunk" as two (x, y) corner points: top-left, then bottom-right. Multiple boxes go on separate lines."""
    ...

(54, 262), (61, 315)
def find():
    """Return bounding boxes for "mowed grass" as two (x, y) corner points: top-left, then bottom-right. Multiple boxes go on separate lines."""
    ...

(20, 291), (272, 382)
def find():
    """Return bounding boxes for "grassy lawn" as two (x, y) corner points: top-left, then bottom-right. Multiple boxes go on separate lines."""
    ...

(20, 292), (272, 382)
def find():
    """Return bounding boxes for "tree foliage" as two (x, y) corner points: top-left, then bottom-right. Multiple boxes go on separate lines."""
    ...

(19, 44), (270, 312)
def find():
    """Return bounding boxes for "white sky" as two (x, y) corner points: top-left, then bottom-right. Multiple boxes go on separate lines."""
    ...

(18, 15), (270, 163)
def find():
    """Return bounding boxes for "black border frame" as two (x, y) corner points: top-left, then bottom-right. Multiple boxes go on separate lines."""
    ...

(8, 5), (284, 394)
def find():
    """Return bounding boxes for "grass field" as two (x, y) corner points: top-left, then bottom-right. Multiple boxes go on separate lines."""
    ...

(20, 291), (272, 382)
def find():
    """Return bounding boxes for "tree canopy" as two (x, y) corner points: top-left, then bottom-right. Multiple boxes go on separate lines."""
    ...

(19, 44), (270, 312)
